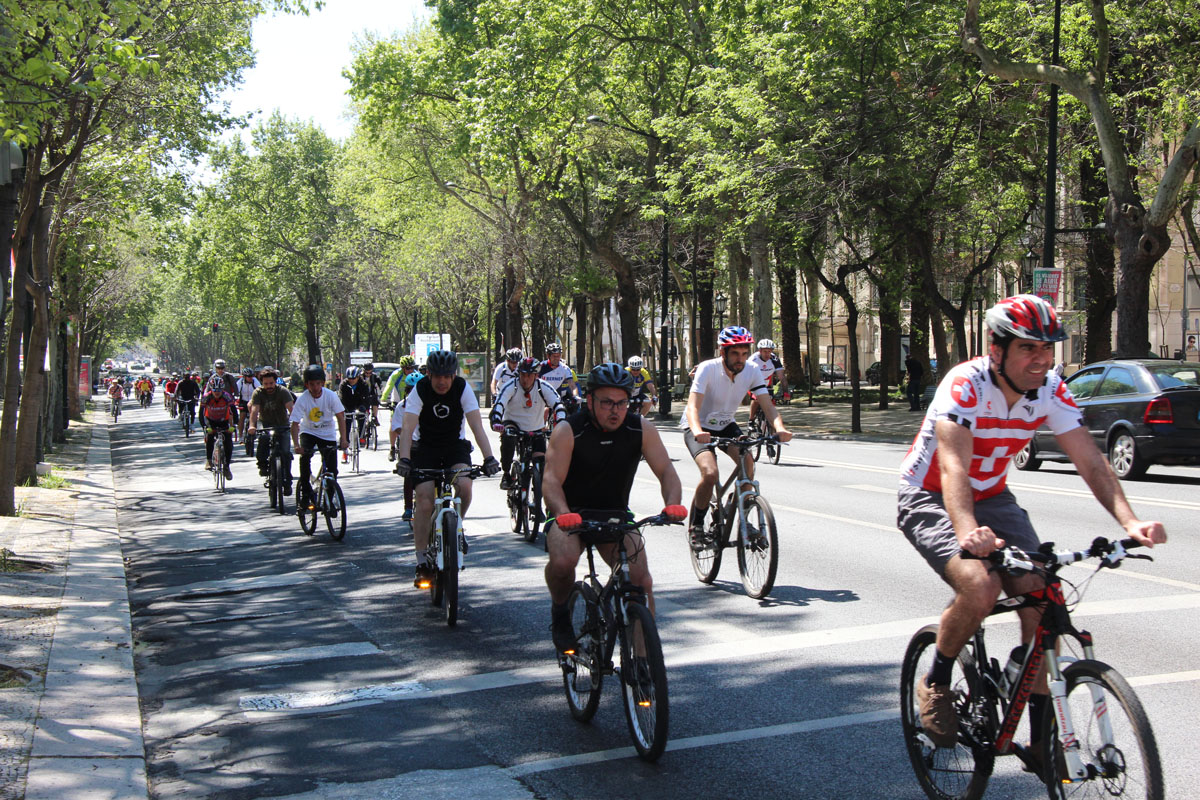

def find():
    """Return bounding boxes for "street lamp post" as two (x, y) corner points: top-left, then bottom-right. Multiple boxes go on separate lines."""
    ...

(563, 314), (574, 366)
(1022, 250), (1039, 293)
(1042, 0), (1063, 274)
(714, 291), (728, 331)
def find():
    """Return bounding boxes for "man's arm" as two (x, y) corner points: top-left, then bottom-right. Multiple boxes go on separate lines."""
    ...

(541, 421), (574, 518)
(641, 423), (682, 506)
(685, 390), (707, 441)
(935, 419), (999, 556)
(248, 403), (260, 431)
(335, 411), (347, 449)
(465, 408), (495, 461)
(396, 412), (419, 461)
(1056, 426), (1166, 546)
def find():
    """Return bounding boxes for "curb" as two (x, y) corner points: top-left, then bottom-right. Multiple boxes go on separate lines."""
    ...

(23, 408), (148, 800)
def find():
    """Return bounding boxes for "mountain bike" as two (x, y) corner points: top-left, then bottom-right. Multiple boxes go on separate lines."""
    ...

(297, 447), (346, 541)
(110, 396), (121, 422)
(412, 465), (485, 627)
(257, 426), (291, 514)
(178, 399), (194, 438)
(209, 425), (228, 494)
(689, 434), (782, 598)
(505, 427), (548, 544)
(900, 538), (1163, 800)
(346, 411), (367, 474)
(558, 511), (680, 762)
(165, 393), (176, 418)
(139, 390), (152, 409)
(747, 407), (782, 464)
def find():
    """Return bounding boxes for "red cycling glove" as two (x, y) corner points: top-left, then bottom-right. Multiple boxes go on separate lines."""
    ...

(555, 513), (582, 530)
(662, 504), (688, 522)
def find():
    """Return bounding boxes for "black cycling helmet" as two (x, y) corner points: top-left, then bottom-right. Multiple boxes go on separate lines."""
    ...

(505, 347), (523, 362)
(517, 356), (540, 374)
(586, 362), (634, 395)
(426, 350), (458, 376)
(363, 362), (374, 371)
(213, 359), (226, 369)
(241, 367), (253, 377)
(545, 342), (563, 355)
(303, 364), (326, 383)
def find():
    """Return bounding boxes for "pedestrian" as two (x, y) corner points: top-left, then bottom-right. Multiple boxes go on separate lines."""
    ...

(904, 352), (924, 411)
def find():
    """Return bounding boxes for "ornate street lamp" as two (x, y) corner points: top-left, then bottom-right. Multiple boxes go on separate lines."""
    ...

(714, 292), (728, 330)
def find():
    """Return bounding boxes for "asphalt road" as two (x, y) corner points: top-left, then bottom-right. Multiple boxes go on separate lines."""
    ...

(112, 402), (1200, 800)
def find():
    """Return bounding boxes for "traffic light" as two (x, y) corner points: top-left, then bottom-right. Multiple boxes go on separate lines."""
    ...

(212, 322), (219, 333)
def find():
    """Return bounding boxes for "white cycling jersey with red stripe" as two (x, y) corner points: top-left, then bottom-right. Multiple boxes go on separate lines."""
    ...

(899, 356), (1083, 501)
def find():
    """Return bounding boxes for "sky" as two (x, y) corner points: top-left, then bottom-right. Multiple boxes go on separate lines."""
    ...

(220, 0), (431, 142)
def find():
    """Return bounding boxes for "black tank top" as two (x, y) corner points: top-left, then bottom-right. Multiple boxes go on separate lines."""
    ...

(416, 376), (467, 449)
(561, 410), (643, 515)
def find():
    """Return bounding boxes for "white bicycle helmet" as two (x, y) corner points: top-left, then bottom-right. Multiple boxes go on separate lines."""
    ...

(627, 356), (644, 370)
(757, 338), (776, 350)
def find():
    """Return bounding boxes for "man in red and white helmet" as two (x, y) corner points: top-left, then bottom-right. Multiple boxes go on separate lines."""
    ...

(897, 294), (1166, 752)
(683, 325), (792, 544)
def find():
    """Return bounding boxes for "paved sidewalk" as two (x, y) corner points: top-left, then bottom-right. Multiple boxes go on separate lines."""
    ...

(0, 403), (147, 800)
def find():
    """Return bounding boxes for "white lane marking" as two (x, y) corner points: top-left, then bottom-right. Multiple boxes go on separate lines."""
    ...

(241, 680), (429, 711)
(844, 483), (896, 494)
(166, 642), (382, 681)
(503, 666), (1200, 775)
(152, 572), (312, 600)
(237, 592), (1200, 717)
(1063, 562), (1200, 593)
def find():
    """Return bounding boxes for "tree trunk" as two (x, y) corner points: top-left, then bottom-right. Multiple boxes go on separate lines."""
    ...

(802, 269), (822, 386)
(67, 321), (82, 420)
(16, 194), (54, 485)
(573, 294), (588, 371)
(301, 287), (321, 365)
(727, 240), (751, 327)
(908, 263), (932, 378)
(1110, 196), (1169, 357)
(750, 224), (772, 338)
(878, 279), (901, 409)
(776, 249), (803, 390)
(929, 306), (950, 369)
(0, 178), (16, 401)
(530, 293), (546, 357)
(845, 301), (862, 433)
(1080, 151), (1116, 362)
(695, 241), (715, 360)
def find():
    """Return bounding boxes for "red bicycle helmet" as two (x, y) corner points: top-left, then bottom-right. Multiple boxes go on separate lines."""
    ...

(985, 294), (1068, 342)
(717, 325), (755, 348)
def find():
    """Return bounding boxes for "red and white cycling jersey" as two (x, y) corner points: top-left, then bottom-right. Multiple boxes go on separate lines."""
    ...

(900, 356), (1082, 501)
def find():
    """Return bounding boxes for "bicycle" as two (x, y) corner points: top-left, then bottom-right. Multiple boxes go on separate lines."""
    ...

(557, 511), (680, 762)
(139, 390), (152, 410)
(297, 449), (346, 541)
(257, 426), (291, 514)
(688, 434), (782, 598)
(165, 393), (176, 418)
(505, 428), (548, 544)
(900, 538), (1164, 800)
(239, 403), (255, 457)
(209, 424), (228, 494)
(411, 465), (485, 627)
(178, 399), (194, 438)
(746, 407), (782, 465)
(346, 411), (368, 474)
(110, 396), (121, 422)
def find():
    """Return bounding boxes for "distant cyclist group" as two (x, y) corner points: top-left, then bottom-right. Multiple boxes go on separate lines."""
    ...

(98, 294), (1169, 786)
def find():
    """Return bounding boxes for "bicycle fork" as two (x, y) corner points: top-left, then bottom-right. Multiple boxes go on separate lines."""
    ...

(429, 495), (467, 572)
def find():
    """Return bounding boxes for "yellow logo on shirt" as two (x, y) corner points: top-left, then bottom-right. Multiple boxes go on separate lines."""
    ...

(308, 407), (324, 423)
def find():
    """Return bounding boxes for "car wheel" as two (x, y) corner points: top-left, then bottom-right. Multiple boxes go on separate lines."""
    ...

(1013, 442), (1041, 471)
(1108, 431), (1148, 480)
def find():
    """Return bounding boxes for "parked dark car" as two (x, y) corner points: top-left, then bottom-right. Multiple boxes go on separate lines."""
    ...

(866, 361), (883, 385)
(1013, 358), (1200, 479)
(819, 363), (848, 384)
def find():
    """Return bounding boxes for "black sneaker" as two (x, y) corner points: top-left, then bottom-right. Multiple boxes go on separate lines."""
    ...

(499, 475), (514, 491)
(413, 564), (435, 589)
(551, 617), (578, 654)
(223, 467), (233, 481)
(689, 523), (714, 552)
(283, 483), (292, 496)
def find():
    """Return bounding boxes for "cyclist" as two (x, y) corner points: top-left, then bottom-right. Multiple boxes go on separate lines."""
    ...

(394, 350), (501, 587)
(289, 364), (348, 510)
(200, 376), (236, 480)
(683, 325), (793, 544)
(389, 369), (424, 521)
(897, 294), (1166, 751)
(135, 375), (154, 407)
(235, 367), (261, 442)
(339, 365), (379, 461)
(212, 359), (239, 428)
(163, 374), (179, 414)
(383, 355), (417, 411)
(175, 372), (201, 426)
(107, 377), (125, 410)
(538, 343), (580, 413)
(541, 363), (686, 653)
(747, 338), (789, 420)
(246, 367), (295, 495)
(625, 356), (656, 416)
(490, 357), (565, 490)
(491, 347), (523, 397)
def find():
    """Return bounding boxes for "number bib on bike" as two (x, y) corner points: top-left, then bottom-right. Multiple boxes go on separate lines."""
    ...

(561, 411), (642, 514)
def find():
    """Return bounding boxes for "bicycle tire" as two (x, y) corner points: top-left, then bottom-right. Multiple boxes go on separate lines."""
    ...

(619, 600), (669, 761)
(299, 481), (318, 535)
(442, 511), (459, 626)
(900, 624), (994, 800)
(369, 422), (378, 451)
(213, 440), (225, 493)
(508, 464), (526, 535)
(750, 413), (764, 462)
(767, 437), (781, 465)
(1040, 659), (1163, 800)
(736, 494), (779, 598)
(430, 517), (445, 607)
(268, 453), (278, 510)
(349, 431), (360, 474)
(324, 480), (346, 541)
(562, 581), (603, 721)
(689, 495), (730, 583)
(527, 460), (544, 543)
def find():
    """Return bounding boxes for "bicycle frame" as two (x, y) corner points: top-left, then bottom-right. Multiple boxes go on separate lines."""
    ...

(422, 467), (474, 572)
(708, 441), (763, 544)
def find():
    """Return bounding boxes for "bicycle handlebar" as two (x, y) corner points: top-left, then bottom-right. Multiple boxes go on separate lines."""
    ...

(554, 511), (684, 534)
(408, 465), (487, 482)
(705, 434), (785, 449)
(961, 537), (1150, 575)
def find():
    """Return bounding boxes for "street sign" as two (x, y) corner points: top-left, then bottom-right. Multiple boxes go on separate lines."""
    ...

(413, 334), (452, 365)
(349, 350), (373, 365)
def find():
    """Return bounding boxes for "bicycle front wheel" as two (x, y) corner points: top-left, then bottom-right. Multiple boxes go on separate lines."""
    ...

(619, 600), (669, 761)
(736, 494), (779, 599)
(350, 437), (360, 474)
(299, 482), (318, 535)
(1040, 659), (1162, 800)
(900, 624), (994, 800)
(213, 444), (226, 493)
(324, 481), (346, 541)
(562, 582), (603, 721)
(766, 437), (782, 465)
(442, 511), (459, 626)
(527, 461), (544, 543)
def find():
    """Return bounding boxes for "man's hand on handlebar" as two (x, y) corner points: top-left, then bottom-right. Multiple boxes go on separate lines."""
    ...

(1123, 519), (1166, 548)
(662, 504), (687, 522)
(693, 430), (711, 444)
(556, 512), (582, 531)
(958, 525), (1005, 558)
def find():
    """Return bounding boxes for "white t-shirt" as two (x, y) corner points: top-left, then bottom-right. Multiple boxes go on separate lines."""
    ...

(900, 356), (1083, 501)
(402, 380), (480, 441)
(289, 387), (345, 442)
(747, 352), (783, 385)
(538, 361), (575, 393)
(684, 357), (768, 430)
(492, 377), (564, 432)
(492, 362), (518, 387)
(235, 377), (261, 402)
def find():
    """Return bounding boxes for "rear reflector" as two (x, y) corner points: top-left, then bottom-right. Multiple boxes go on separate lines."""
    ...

(1144, 397), (1172, 423)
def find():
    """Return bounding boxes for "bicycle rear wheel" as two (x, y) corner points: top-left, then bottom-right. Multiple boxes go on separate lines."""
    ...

(442, 511), (459, 626)
(324, 480), (346, 541)
(900, 624), (994, 800)
(766, 437), (782, 465)
(1040, 659), (1163, 800)
(689, 497), (730, 583)
(619, 600), (669, 761)
(736, 494), (779, 598)
(749, 413), (764, 462)
(562, 581), (603, 721)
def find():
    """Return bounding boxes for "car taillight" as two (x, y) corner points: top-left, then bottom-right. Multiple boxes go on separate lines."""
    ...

(1144, 397), (1172, 424)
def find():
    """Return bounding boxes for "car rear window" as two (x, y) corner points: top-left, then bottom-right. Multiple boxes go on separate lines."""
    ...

(1148, 365), (1200, 388)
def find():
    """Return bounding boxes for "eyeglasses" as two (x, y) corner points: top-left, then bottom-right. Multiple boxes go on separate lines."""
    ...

(596, 398), (630, 411)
